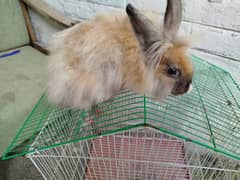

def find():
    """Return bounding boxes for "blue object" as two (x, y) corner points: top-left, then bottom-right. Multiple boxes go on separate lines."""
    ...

(0, 50), (21, 59)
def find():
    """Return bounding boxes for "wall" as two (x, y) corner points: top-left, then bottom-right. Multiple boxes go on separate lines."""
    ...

(29, 0), (240, 81)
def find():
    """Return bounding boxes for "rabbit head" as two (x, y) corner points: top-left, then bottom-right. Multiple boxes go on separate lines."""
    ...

(126, 0), (193, 98)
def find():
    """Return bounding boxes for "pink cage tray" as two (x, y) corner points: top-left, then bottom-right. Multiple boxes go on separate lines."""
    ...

(84, 135), (190, 180)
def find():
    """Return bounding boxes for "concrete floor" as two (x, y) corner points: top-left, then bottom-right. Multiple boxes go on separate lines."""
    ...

(0, 46), (47, 155)
(0, 157), (43, 180)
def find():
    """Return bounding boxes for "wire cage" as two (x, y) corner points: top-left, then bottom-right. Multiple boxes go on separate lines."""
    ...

(2, 55), (240, 180)
(28, 128), (240, 180)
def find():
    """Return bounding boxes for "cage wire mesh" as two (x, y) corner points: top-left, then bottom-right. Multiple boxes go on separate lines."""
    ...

(28, 128), (240, 180)
(2, 55), (240, 179)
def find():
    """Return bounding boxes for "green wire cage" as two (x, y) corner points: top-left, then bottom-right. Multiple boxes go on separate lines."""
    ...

(2, 55), (240, 179)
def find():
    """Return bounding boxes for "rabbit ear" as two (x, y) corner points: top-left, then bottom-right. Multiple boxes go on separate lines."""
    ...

(163, 0), (182, 40)
(126, 4), (160, 52)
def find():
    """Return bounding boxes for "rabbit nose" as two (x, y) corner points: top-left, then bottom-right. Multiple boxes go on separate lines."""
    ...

(172, 79), (192, 96)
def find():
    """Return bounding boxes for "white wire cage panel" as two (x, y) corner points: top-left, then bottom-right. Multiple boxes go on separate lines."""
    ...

(28, 128), (240, 180)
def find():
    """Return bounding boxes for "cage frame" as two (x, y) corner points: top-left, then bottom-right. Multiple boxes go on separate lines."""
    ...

(2, 54), (240, 179)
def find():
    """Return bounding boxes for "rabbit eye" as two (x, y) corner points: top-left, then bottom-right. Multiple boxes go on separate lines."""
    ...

(167, 65), (181, 77)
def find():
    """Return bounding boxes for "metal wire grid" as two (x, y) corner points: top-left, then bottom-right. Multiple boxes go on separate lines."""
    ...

(3, 91), (145, 159)
(2, 55), (240, 162)
(28, 128), (189, 180)
(28, 128), (240, 180)
(184, 142), (240, 179)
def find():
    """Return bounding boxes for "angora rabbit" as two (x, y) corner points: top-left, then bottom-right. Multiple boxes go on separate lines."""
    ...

(48, 0), (193, 109)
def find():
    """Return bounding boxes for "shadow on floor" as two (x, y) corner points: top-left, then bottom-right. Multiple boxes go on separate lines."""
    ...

(0, 157), (43, 180)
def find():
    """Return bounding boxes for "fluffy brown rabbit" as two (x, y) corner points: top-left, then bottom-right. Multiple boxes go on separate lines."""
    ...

(47, 0), (193, 109)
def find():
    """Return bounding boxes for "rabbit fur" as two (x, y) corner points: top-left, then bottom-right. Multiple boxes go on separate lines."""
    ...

(47, 0), (193, 109)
